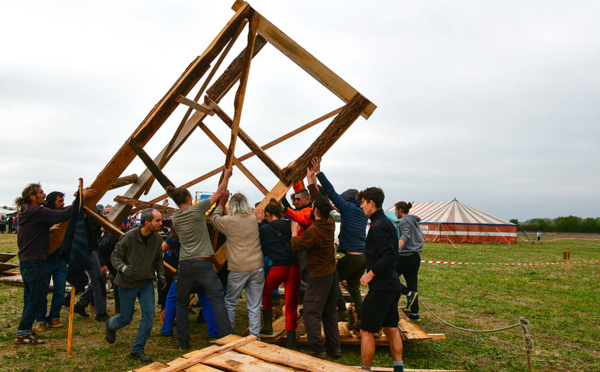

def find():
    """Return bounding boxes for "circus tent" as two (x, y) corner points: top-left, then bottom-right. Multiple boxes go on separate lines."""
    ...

(386, 199), (517, 244)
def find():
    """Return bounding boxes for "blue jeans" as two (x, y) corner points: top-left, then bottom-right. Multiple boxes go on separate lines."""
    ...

(225, 268), (265, 337)
(107, 281), (154, 354)
(17, 261), (48, 337)
(161, 280), (219, 338)
(36, 259), (68, 324)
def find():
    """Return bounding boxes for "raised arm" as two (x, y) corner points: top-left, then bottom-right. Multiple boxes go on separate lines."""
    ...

(209, 168), (233, 205)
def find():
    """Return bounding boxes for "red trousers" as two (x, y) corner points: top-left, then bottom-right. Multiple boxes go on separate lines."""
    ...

(262, 264), (300, 331)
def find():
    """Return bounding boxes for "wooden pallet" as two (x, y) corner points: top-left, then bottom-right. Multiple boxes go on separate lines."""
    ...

(0, 252), (16, 263)
(258, 303), (444, 346)
(134, 335), (459, 372)
(0, 262), (18, 274)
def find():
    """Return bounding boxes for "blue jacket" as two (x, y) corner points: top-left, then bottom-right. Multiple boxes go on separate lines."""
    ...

(316, 172), (367, 253)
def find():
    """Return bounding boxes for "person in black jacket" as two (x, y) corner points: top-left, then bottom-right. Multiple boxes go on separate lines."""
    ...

(357, 187), (404, 372)
(257, 200), (300, 349)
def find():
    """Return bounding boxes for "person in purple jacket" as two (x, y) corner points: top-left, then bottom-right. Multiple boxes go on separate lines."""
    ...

(14, 183), (97, 345)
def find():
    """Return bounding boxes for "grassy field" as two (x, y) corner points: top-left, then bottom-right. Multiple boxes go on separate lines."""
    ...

(1, 232), (599, 371)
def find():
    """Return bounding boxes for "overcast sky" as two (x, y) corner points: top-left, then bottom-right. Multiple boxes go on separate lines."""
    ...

(1, 0), (599, 222)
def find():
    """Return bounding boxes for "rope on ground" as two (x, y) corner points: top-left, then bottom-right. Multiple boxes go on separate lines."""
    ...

(419, 299), (534, 371)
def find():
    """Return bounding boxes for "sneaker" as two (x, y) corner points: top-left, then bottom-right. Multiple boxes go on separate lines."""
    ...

(405, 291), (418, 310)
(105, 322), (116, 344)
(326, 347), (342, 358)
(408, 313), (421, 322)
(129, 352), (153, 362)
(309, 350), (327, 359)
(35, 323), (46, 332)
(49, 320), (64, 328)
(74, 303), (89, 318)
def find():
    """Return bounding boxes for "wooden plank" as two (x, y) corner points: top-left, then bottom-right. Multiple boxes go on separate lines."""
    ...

(254, 180), (291, 211)
(224, 10), (258, 170)
(175, 95), (214, 116)
(114, 196), (179, 215)
(183, 364), (223, 372)
(245, 10), (376, 119)
(0, 262), (18, 273)
(132, 361), (169, 372)
(399, 309), (432, 340)
(284, 93), (370, 183)
(205, 96), (289, 185)
(87, 3), (252, 209)
(197, 122), (269, 195)
(109, 35), (267, 227)
(202, 350), (294, 372)
(213, 335), (357, 371)
(159, 335), (257, 372)
(110, 174), (138, 190)
(83, 205), (124, 239)
(0, 253), (16, 263)
(128, 138), (175, 190)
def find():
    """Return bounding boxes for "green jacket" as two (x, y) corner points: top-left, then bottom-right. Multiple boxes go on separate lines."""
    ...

(111, 227), (164, 288)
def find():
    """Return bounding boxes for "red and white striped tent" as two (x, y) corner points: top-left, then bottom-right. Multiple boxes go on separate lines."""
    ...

(387, 199), (517, 244)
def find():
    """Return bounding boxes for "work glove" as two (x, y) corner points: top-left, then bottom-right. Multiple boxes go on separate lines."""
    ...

(122, 265), (135, 278)
(157, 275), (167, 290)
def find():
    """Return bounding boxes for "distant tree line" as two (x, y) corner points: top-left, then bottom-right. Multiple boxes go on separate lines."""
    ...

(510, 216), (600, 233)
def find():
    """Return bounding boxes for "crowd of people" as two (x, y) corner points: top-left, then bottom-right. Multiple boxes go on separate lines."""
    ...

(12, 157), (424, 372)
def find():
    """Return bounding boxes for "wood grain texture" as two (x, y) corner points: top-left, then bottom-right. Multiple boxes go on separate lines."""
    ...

(284, 93), (370, 183)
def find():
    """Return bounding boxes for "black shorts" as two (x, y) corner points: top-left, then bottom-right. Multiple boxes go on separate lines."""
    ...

(360, 289), (401, 333)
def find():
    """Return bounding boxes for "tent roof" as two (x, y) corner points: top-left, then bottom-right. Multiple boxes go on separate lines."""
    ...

(0, 208), (18, 217)
(387, 199), (515, 226)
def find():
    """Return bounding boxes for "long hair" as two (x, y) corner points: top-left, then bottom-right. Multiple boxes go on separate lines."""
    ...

(228, 193), (253, 216)
(45, 191), (65, 210)
(15, 183), (41, 210)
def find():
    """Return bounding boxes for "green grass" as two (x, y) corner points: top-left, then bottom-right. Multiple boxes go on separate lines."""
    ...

(1, 233), (599, 371)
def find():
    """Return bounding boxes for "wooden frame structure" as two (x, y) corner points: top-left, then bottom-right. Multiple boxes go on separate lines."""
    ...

(82, 1), (376, 259)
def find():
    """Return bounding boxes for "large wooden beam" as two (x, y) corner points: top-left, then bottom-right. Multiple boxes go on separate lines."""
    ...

(87, 3), (252, 209)
(83, 205), (124, 238)
(284, 93), (371, 183)
(108, 35), (268, 226)
(205, 96), (289, 185)
(231, 1), (376, 119)
(224, 10), (258, 170)
(114, 196), (179, 215)
(128, 138), (175, 190)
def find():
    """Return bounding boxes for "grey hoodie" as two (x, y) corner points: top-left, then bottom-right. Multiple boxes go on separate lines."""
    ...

(398, 214), (423, 256)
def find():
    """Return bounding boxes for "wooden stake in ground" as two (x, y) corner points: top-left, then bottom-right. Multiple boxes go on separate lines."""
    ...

(67, 284), (75, 355)
(563, 251), (570, 279)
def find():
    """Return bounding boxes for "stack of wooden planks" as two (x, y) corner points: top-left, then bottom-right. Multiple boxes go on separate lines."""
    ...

(134, 335), (459, 372)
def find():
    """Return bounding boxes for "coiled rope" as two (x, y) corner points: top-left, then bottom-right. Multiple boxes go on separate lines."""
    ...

(419, 299), (534, 371)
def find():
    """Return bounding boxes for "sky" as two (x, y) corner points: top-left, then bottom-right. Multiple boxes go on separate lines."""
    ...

(1, 0), (599, 222)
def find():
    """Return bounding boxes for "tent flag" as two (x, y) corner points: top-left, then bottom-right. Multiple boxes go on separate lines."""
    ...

(59, 187), (92, 292)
